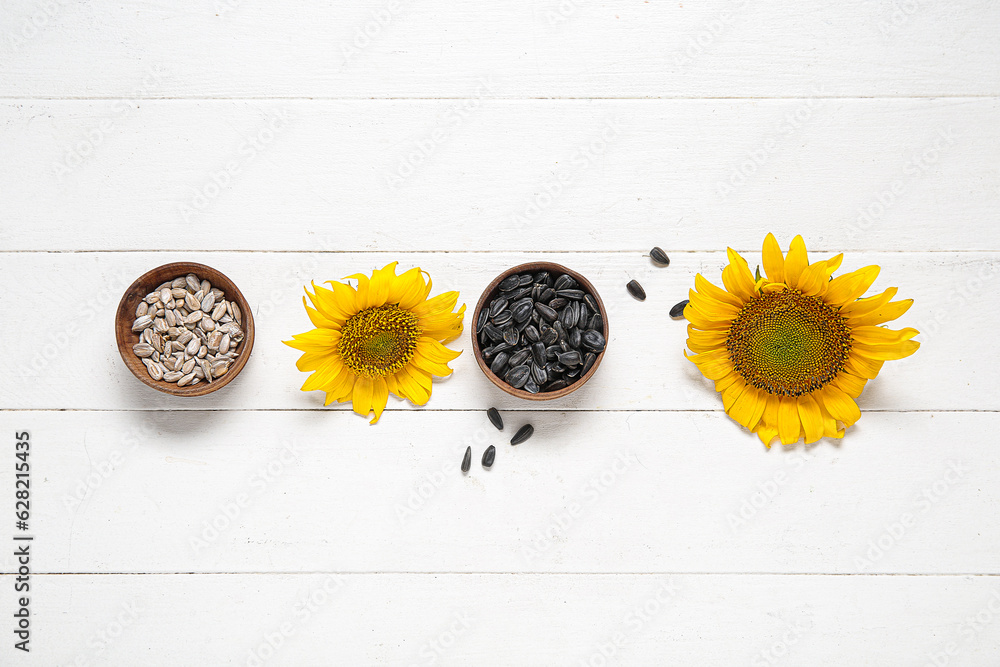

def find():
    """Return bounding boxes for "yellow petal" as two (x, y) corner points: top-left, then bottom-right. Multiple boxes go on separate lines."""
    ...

(685, 306), (733, 330)
(722, 248), (758, 302)
(411, 290), (459, 317)
(852, 339), (920, 361)
(688, 289), (740, 318)
(695, 273), (744, 308)
(365, 262), (398, 309)
(796, 260), (831, 297)
(777, 396), (801, 445)
(685, 349), (734, 381)
(783, 236), (809, 288)
(848, 299), (914, 327)
(368, 377), (389, 424)
(831, 371), (867, 398)
(840, 287), (897, 318)
(351, 376), (374, 419)
(761, 233), (785, 284)
(825, 266), (880, 306)
(797, 394), (824, 444)
(845, 352), (884, 380)
(819, 384), (861, 427)
(730, 385), (766, 431)
(395, 365), (430, 405)
(308, 281), (354, 323)
(389, 267), (432, 310)
(850, 326), (919, 346)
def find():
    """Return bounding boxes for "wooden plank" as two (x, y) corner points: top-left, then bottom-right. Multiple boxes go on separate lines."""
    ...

(0, 250), (991, 411)
(1, 1), (997, 98)
(1, 411), (996, 574)
(2, 572), (999, 665)
(0, 99), (998, 252)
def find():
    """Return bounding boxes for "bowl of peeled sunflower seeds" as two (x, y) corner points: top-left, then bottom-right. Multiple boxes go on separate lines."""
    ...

(115, 262), (254, 396)
(472, 262), (608, 400)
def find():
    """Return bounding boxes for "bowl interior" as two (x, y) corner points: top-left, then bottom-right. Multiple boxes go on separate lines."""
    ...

(472, 262), (609, 401)
(115, 261), (255, 396)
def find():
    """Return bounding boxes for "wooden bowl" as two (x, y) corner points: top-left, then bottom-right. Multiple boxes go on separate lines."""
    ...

(472, 262), (609, 401)
(115, 262), (255, 396)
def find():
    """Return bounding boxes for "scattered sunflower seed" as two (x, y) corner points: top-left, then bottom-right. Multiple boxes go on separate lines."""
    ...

(487, 407), (504, 431)
(626, 279), (646, 301)
(650, 247), (670, 266)
(462, 446), (472, 473)
(482, 445), (496, 468)
(670, 299), (689, 319)
(510, 424), (534, 446)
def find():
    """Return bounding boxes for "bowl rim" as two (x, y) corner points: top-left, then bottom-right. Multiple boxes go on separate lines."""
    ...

(114, 261), (255, 397)
(471, 261), (609, 401)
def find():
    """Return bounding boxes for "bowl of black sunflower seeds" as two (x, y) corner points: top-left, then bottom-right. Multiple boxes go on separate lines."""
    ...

(472, 262), (609, 400)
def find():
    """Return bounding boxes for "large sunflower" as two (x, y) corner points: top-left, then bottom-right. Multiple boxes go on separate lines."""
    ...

(685, 234), (918, 447)
(284, 262), (465, 424)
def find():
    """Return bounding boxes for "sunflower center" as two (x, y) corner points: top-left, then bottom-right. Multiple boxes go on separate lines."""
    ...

(338, 304), (420, 378)
(726, 289), (852, 396)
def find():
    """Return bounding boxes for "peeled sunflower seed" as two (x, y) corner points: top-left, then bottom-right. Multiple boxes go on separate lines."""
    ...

(626, 279), (646, 301)
(510, 424), (534, 446)
(670, 299), (689, 319)
(462, 446), (472, 473)
(487, 407), (503, 430)
(650, 247), (670, 266)
(482, 445), (496, 468)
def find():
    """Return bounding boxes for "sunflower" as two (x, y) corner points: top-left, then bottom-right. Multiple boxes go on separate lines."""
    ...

(685, 234), (918, 447)
(284, 262), (465, 424)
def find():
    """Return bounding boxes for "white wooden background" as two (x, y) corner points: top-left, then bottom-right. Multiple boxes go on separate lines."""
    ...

(1, 1), (999, 664)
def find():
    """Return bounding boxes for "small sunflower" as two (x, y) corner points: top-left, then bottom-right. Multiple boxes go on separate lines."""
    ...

(284, 262), (465, 424)
(685, 234), (918, 447)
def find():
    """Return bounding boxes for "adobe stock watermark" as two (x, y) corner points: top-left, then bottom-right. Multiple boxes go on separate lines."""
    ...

(64, 600), (145, 667)
(13, 267), (133, 379)
(876, 0), (923, 38)
(914, 258), (999, 343)
(339, 0), (412, 66)
(845, 126), (957, 242)
(243, 574), (347, 666)
(575, 579), (680, 667)
(60, 420), (159, 514)
(716, 85), (826, 201)
(394, 426), (493, 525)
(672, 0), (752, 72)
(190, 439), (302, 555)
(4, 0), (69, 53)
(52, 66), (167, 179)
(406, 611), (474, 667)
(922, 589), (1000, 667)
(750, 611), (814, 667)
(384, 77), (496, 190)
(509, 116), (624, 231)
(521, 449), (633, 564)
(178, 108), (291, 223)
(853, 459), (968, 571)
(727, 449), (815, 533)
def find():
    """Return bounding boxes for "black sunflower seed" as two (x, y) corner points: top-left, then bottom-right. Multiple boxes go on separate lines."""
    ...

(670, 299), (689, 319)
(582, 329), (606, 352)
(554, 274), (577, 291)
(568, 327), (582, 349)
(476, 308), (490, 333)
(626, 279), (646, 301)
(534, 302), (558, 321)
(524, 324), (540, 342)
(650, 247), (670, 266)
(558, 350), (582, 366)
(582, 352), (597, 375)
(548, 297), (568, 311)
(531, 362), (548, 385)
(482, 445), (496, 468)
(518, 273), (534, 287)
(545, 379), (568, 391)
(499, 275), (520, 291)
(545, 345), (561, 361)
(504, 364), (531, 388)
(531, 342), (546, 367)
(541, 326), (559, 345)
(539, 288), (555, 303)
(510, 286), (533, 301)
(534, 271), (550, 284)
(483, 324), (503, 342)
(583, 294), (599, 314)
(461, 446), (472, 473)
(559, 303), (576, 328)
(490, 351), (510, 375)
(489, 297), (508, 318)
(511, 424), (534, 446)
(556, 289), (585, 301)
(546, 361), (566, 375)
(502, 325), (519, 346)
(487, 407), (503, 430)
(493, 309), (513, 326)
(524, 379), (540, 394)
(588, 313), (603, 332)
(512, 300), (533, 323)
(509, 349), (530, 368)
